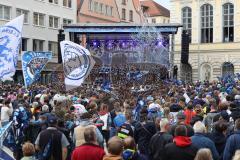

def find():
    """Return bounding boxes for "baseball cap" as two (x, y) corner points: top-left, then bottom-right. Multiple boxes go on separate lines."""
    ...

(48, 115), (57, 125)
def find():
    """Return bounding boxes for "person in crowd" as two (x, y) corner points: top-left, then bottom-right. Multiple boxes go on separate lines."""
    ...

(40, 104), (51, 121)
(162, 107), (174, 124)
(210, 121), (228, 160)
(21, 142), (36, 160)
(134, 107), (156, 157)
(103, 136), (124, 160)
(170, 111), (194, 137)
(149, 118), (173, 160)
(164, 125), (198, 160)
(117, 110), (134, 139)
(191, 121), (219, 160)
(122, 136), (147, 160)
(98, 103), (111, 143)
(203, 99), (219, 133)
(71, 126), (105, 160)
(184, 104), (196, 125)
(73, 112), (104, 147)
(223, 118), (240, 160)
(35, 115), (69, 160)
(194, 148), (213, 160)
(0, 99), (13, 126)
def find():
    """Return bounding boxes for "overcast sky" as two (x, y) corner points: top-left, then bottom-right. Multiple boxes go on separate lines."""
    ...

(154, 0), (170, 9)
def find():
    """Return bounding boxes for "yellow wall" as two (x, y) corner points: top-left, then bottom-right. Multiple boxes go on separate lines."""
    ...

(170, 0), (240, 82)
(147, 15), (170, 24)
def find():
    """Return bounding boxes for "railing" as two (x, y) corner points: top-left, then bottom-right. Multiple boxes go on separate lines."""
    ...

(0, 121), (13, 148)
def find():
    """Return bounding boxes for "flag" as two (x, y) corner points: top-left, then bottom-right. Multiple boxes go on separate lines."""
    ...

(22, 51), (52, 87)
(60, 40), (95, 91)
(0, 15), (24, 80)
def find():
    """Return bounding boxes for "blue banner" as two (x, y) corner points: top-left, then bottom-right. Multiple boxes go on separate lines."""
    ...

(22, 51), (52, 87)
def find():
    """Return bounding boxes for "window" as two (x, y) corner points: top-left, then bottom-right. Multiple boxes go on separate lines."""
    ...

(163, 19), (165, 23)
(88, 0), (92, 11)
(99, 3), (103, 14)
(22, 38), (28, 51)
(110, 7), (113, 16)
(49, 16), (59, 29)
(0, 5), (11, 20)
(63, 18), (72, 25)
(94, 2), (98, 12)
(201, 4), (213, 43)
(16, 9), (29, 23)
(122, 0), (126, 5)
(33, 12), (45, 26)
(182, 7), (192, 42)
(122, 8), (126, 20)
(33, 39), (44, 51)
(129, 10), (133, 22)
(223, 3), (234, 42)
(106, 5), (111, 16)
(102, 5), (106, 15)
(63, 0), (72, 8)
(48, 41), (58, 56)
(152, 18), (156, 23)
(49, 0), (58, 4)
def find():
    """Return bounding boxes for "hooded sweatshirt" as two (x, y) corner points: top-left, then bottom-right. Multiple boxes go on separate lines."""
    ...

(174, 136), (192, 147)
(164, 136), (198, 160)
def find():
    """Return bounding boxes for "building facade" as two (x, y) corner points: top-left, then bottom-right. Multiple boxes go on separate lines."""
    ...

(77, 0), (142, 23)
(170, 0), (240, 82)
(0, 0), (77, 82)
(77, 0), (121, 23)
(141, 0), (170, 24)
(115, 0), (142, 23)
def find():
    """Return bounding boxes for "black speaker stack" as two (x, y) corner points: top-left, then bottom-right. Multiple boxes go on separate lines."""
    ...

(58, 29), (65, 63)
(181, 30), (190, 64)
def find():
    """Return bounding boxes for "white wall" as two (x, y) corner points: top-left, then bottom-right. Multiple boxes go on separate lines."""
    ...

(0, 0), (77, 62)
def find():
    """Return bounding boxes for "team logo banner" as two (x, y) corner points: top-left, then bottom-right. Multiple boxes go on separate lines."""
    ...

(22, 51), (52, 87)
(0, 15), (24, 80)
(60, 40), (95, 91)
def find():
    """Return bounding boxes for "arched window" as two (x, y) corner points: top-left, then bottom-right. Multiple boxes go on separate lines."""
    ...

(182, 7), (192, 42)
(223, 3), (234, 42)
(201, 4), (213, 43)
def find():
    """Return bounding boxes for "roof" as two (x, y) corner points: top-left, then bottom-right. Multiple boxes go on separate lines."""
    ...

(140, 0), (170, 17)
(63, 23), (182, 34)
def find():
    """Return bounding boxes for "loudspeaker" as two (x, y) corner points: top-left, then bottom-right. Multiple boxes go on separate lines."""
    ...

(173, 65), (178, 79)
(181, 30), (190, 64)
(58, 29), (65, 63)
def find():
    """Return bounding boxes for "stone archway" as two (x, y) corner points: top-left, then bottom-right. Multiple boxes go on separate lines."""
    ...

(181, 63), (192, 83)
(222, 62), (234, 76)
(200, 63), (212, 81)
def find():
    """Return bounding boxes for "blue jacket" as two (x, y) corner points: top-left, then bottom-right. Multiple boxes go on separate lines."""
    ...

(191, 133), (219, 160)
(223, 130), (240, 160)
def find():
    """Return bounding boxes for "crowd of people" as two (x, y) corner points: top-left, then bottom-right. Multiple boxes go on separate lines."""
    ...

(1, 79), (240, 160)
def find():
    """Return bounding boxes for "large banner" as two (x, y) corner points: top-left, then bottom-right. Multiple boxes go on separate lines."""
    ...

(0, 15), (24, 80)
(60, 40), (95, 91)
(22, 51), (52, 87)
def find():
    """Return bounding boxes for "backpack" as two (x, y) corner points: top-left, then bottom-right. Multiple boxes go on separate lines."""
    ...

(39, 133), (54, 160)
(117, 123), (134, 139)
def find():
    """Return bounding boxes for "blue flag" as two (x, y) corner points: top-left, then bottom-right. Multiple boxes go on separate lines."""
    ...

(0, 15), (24, 80)
(22, 51), (52, 87)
